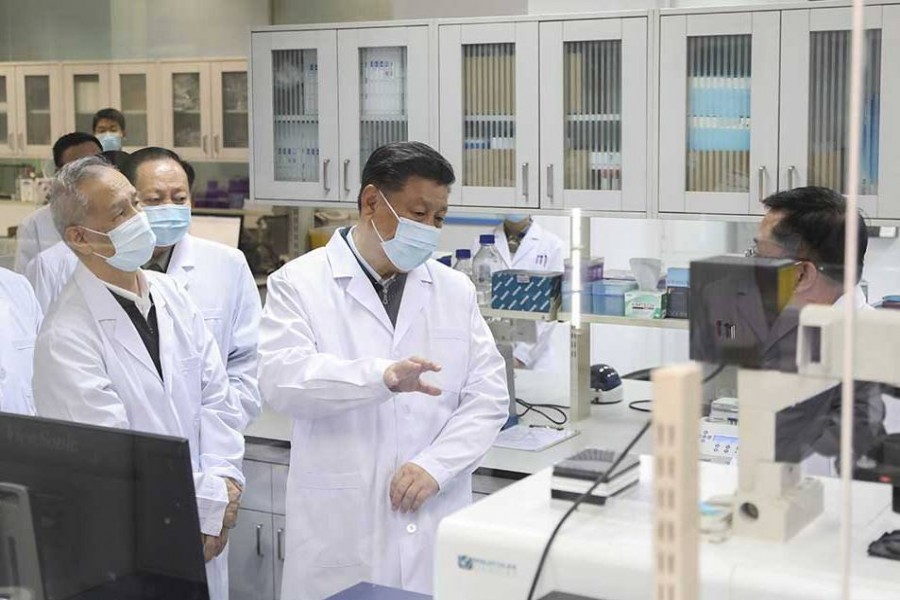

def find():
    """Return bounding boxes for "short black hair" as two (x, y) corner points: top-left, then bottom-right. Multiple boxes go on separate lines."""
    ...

(52, 132), (102, 168)
(92, 108), (126, 132)
(762, 186), (868, 283)
(101, 150), (131, 172)
(358, 141), (455, 210)
(123, 146), (196, 189)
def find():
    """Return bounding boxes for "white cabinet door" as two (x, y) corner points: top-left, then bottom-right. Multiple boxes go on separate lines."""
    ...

(0, 66), (18, 157)
(251, 29), (340, 202)
(211, 60), (249, 162)
(272, 514), (286, 600)
(439, 22), (539, 208)
(15, 64), (63, 159)
(337, 26), (430, 203)
(110, 62), (161, 151)
(228, 509), (275, 600)
(659, 12), (780, 216)
(780, 6), (892, 219)
(62, 64), (110, 134)
(539, 17), (648, 212)
(161, 61), (212, 162)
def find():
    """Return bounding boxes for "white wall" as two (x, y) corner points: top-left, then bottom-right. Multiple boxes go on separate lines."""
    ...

(272, 0), (392, 24)
(393, 0), (527, 19)
(527, 0), (799, 14)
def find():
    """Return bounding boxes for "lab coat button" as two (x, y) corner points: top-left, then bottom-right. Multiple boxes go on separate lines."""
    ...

(406, 523), (417, 534)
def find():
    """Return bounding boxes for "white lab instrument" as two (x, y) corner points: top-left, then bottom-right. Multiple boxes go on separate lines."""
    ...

(0, 267), (41, 415)
(699, 418), (739, 465)
(258, 230), (508, 600)
(32, 265), (246, 600)
(23, 235), (261, 429)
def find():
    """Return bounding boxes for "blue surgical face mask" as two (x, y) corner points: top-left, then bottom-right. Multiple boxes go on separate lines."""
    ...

(372, 189), (441, 272)
(97, 132), (123, 152)
(81, 212), (157, 272)
(504, 214), (529, 223)
(144, 204), (191, 247)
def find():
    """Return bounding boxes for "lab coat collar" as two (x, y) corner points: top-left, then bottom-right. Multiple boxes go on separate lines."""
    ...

(833, 286), (869, 310)
(164, 235), (196, 289)
(494, 220), (542, 269)
(325, 228), (433, 341)
(73, 263), (166, 383)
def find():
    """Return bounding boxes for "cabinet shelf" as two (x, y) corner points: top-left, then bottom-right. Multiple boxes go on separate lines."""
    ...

(464, 114), (514, 122)
(480, 307), (558, 322)
(565, 114), (622, 123)
(558, 312), (689, 330)
(274, 115), (319, 123)
(360, 115), (407, 122)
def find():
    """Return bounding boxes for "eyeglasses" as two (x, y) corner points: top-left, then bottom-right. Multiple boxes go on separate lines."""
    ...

(745, 240), (832, 276)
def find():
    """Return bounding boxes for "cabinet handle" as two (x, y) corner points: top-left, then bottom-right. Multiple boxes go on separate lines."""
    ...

(323, 158), (331, 192)
(521, 162), (529, 198)
(213, 134), (220, 156)
(757, 166), (766, 202)
(343, 159), (351, 193)
(255, 524), (263, 557)
(202, 135), (209, 155)
(277, 528), (285, 561)
(787, 165), (797, 190)
(18, 132), (24, 154)
(546, 164), (554, 202)
(7, 134), (12, 151)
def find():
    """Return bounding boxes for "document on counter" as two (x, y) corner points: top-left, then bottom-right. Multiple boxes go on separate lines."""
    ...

(492, 424), (580, 452)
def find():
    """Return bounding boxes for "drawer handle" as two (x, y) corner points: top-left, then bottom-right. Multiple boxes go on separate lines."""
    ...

(256, 524), (263, 557)
(277, 528), (285, 561)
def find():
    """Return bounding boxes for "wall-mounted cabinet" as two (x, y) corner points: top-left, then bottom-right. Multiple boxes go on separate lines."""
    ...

(162, 60), (249, 163)
(109, 63), (161, 151)
(0, 63), (63, 159)
(439, 22), (540, 209)
(251, 26), (430, 204)
(63, 64), (110, 135)
(659, 3), (900, 219)
(539, 17), (648, 212)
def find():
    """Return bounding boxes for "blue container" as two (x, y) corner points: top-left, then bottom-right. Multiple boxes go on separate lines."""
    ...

(491, 270), (562, 312)
(689, 87), (751, 118)
(666, 267), (690, 288)
(591, 281), (638, 316)
(688, 127), (751, 152)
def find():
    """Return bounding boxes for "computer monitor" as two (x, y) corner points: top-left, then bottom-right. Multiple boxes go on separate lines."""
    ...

(189, 215), (243, 249)
(0, 413), (209, 600)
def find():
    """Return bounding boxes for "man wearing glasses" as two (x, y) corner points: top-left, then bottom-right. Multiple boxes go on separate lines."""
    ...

(748, 186), (884, 475)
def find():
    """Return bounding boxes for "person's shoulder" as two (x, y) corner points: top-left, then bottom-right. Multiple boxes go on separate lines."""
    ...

(277, 247), (329, 280)
(0, 266), (33, 299)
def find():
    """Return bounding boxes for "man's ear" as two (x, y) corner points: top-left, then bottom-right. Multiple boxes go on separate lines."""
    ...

(359, 184), (380, 217)
(64, 225), (92, 257)
(794, 261), (818, 292)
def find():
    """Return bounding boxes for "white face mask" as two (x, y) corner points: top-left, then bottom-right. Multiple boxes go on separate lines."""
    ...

(371, 189), (441, 272)
(80, 212), (157, 272)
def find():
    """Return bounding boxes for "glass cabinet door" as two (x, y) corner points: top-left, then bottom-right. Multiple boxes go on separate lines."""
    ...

(0, 67), (16, 156)
(439, 22), (539, 208)
(16, 65), (62, 158)
(780, 6), (897, 218)
(161, 62), (211, 161)
(540, 18), (648, 212)
(251, 29), (339, 202)
(659, 12), (780, 215)
(337, 26), (429, 202)
(110, 64), (159, 150)
(211, 60), (249, 162)
(63, 65), (109, 134)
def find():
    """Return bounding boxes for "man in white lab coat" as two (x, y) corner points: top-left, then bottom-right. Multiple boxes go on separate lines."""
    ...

(24, 147), (262, 430)
(13, 132), (102, 272)
(259, 141), (509, 600)
(32, 156), (245, 600)
(491, 215), (565, 370)
(0, 267), (41, 415)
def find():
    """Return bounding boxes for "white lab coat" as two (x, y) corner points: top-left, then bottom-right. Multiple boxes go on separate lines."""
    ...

(14, 204), (60, 273)
(24, 235), (262, 429)
(258, 229), (508, 600)
(32, 264), (246, 600)
(491, 221), (566, 370)
(0, 267), (42, 414)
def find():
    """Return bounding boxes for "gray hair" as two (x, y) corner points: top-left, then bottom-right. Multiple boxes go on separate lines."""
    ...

(50, 155), (115, 239)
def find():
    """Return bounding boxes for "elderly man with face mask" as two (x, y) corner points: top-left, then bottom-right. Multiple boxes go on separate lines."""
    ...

(32, 155), (245, 600)
(258, 141), (509, 600)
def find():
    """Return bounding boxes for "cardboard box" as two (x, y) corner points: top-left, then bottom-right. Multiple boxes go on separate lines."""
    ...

(625, 290), (667, 320)
(492, 270), (563, 312)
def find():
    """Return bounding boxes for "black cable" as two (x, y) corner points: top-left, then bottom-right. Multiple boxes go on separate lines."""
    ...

(592, 397), (623, 406)
(516, 398), (568, 426)
(625, 364), (726, 415)
(525, 420), (652, 600)
(628, 399), (652, 413)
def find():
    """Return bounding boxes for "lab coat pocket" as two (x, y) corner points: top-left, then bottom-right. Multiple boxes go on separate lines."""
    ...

(293, 471), (366, 568)
(201, 309), (225, 345)
(430, 328), (468, 395)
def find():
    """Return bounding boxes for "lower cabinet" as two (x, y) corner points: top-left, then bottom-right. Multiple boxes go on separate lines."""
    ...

(229, 450), (290, 600)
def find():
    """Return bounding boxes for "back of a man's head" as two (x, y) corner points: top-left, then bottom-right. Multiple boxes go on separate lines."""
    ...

(53, 132), (102, 169)
(761, 186), (868, 284)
